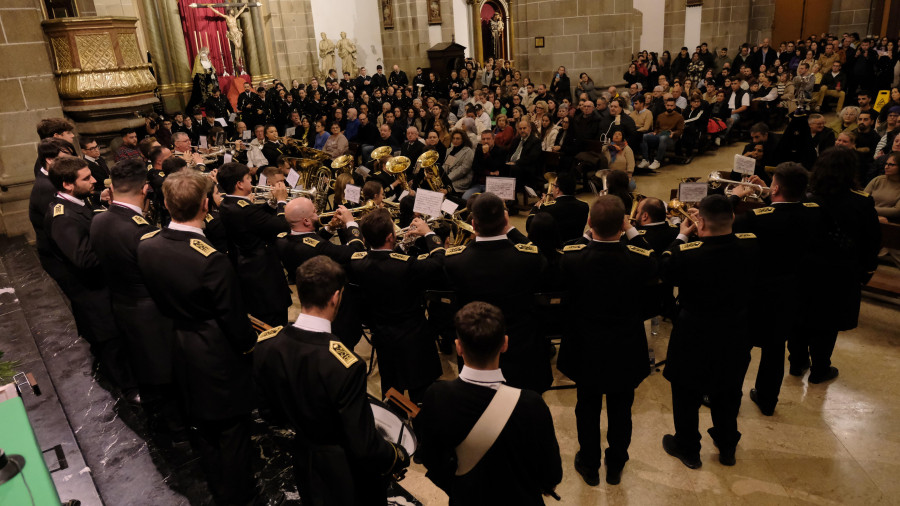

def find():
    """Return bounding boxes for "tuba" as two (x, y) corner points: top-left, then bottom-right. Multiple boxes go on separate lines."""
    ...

(331, 154), (355, 175)
(384, 156), (412, 192)
(417, 150), (444, 192)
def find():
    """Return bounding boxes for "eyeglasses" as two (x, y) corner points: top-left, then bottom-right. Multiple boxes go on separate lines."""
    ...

(886, 162), (899, 167)
(84, 145), (99, 150)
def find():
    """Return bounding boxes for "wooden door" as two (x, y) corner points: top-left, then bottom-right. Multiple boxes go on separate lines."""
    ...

(773, 0), (833, 43)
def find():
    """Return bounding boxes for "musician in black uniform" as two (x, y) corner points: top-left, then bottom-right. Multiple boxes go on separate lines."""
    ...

(416, 301), (562, 504)
(793, 147), (881, 383)
(137, 170), (258, 505)
(660, 195), (759, 469)
(349, 209), (444, 402)
(276, 197), (365, 347)
(526, 172), (589, 243)
(261, 125), (286, 166)
(217, 162), (292, 327)
(731, 163), (824, 415)
(633, 198), (679, 252)
(45, 157), (137, 400)
(90, 158), (185, 441)
(253, 256), (411, 505)
(80, 137), (109, 197)
(238, 82), (266, 129)
(29, 138), (75, 272)
(204, 87), (234, 120)
(441, 192), (552, 393)
(558, 195), (658, 486)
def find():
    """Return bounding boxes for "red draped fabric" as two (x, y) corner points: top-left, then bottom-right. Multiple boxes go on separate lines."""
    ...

(178, 0), (236, 76)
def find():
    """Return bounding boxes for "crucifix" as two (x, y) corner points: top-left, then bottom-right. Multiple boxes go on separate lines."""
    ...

(188, 2), (262, 74)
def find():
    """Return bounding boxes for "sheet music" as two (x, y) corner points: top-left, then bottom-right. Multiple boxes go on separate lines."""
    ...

(485, 176), (516, 200)
(678, 182), (708, 203)
(285, 126), (296, 137)
(258, 173), (267, 187)
(440, 199), (459, 215)
(199, 136), (208, 149)
(286, 168), (301, 188)
(733, 154), (756, 176)
(223, 153), (232, 164)
(413, 189), (445, 217)
(345, 184), (361, 204)
(215, 118), (227, 127)
(242, 130), (252, 140)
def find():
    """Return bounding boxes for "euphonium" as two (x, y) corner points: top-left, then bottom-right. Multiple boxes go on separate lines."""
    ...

(384, 156), (412, 192)
(417, 150), (444, 192)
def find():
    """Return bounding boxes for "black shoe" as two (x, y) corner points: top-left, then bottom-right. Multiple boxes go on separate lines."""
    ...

(809, 366), (839, 384)
(710, 438), (736, 466)
(606, 465), (623, 485)
(122, 389), (142, 406)
(662, 434), (701, 469)
(749, 389), (774, 416)
(574, 451), (600, 486)
(701, 394), (711, 407)
(789, 363), (809, 377)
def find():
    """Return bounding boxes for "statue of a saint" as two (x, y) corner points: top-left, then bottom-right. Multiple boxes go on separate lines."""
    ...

(319, 32), (336, 81)
(189, 47), (219, 111)
(490, 12), (504, 60)
(206, 4), (248, 72)
(337, 32), (358, 78)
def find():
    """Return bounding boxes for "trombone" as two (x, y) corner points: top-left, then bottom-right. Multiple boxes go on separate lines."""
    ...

(318, 200), (376, 219)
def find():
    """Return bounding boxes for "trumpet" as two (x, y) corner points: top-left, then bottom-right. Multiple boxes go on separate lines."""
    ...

(396, 216), (441, 240)
(251, 184), (314, 203)
(708, 171), (766, 200)
(318, 200), (376, 219)
(668, 198), (699, 225)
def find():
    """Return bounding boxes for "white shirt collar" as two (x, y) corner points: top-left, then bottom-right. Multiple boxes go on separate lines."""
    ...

(56, 192), (85, 206)
(645, 221), (667, 226)
(459, 365), (506, 390)
(475, 233), (508, 242)
(168, 222), (205, 236)
(84, 154), (98, 163)
(293, 313), (332, 334)
(40, 167), (48, 176)
(113, 201), (143, 215)
(227, 194), (252, 201)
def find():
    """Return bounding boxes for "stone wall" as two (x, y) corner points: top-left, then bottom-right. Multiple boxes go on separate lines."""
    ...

(748, 0), (775, 43)
(829, 0), (876, 37)
(663, 0), (686, 54)
(511, 0), (639, 90)
(0, 0), (64, 238)
(695, 0), (754, 52)
(265, 0), (319, 83)
(380, 0), (433, 73)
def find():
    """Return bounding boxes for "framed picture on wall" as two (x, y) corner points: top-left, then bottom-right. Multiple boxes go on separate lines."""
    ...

(428, 0), (442, 24)
(383, 0), (394, 29)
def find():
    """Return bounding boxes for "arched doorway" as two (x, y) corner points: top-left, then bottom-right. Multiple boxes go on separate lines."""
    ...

(479, 0), (509, 62)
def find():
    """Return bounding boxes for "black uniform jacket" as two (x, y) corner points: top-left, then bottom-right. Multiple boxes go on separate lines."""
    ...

(348, 245), (445, 390)
(734, 201), (825, 343)
(557, 240), (658, 389)
(660, 233), (759, 392)
(253, 325), (399, 505)
(137, 227), (256, 420)
(636, 221), (679, 253)
(416, 379), (563, 506)
(527, 195), (589, 244)
(441, 238), (552, 392)
(276, 226), (366, 347)
(29, 171), (57, 254)
(218, 195), (292, 321)
(91, 204), (175, 384)
(808, 190), (881, 330)
(44, 196), (118, 343)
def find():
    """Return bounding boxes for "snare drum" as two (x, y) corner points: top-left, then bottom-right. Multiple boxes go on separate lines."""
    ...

(368, 397), (417, 456)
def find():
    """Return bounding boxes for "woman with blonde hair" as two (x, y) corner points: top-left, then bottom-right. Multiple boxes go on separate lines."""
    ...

(433, 117), (451, 148)
(332, 172), (355, 208)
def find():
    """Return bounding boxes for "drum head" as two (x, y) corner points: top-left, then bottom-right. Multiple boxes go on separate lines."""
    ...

(369, 400), (417, 455)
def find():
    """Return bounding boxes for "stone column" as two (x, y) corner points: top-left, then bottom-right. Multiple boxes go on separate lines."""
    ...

(471, 0), (483, 62)
(239, 0), (261, 79)
(138, 0), (178, 111)
(159, 0), (192, 97)
(250, 2), (272, 83)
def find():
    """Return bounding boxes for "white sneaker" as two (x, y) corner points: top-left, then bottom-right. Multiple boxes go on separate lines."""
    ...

(714, 137), (721, 146)
(648, 160), (661, 170)
(637, 159), (649, 169)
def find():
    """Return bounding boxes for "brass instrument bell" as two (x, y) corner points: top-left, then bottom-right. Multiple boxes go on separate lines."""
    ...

(371, 145), (393, 161)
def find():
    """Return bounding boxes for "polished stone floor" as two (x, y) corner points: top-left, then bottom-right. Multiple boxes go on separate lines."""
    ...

(3, 137), (898, 505)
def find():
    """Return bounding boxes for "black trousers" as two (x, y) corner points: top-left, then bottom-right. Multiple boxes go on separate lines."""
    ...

(670, 382), (743, 458)
(788, 324), (839, 376)
(575, 385), (635, 470)
(141, 383), (186, 436)
(753, 339), (787, 412)
(194, 414), (256, 505)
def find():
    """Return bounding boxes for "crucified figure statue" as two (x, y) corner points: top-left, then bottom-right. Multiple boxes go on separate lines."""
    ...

(206, 4), (248, 70)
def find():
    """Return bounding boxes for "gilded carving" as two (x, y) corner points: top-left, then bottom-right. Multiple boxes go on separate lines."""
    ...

(117, 33), (143, 67)
(56, 69), (156, 99)
(51, 36), (72, 70)
(75, 34), (117, 70)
